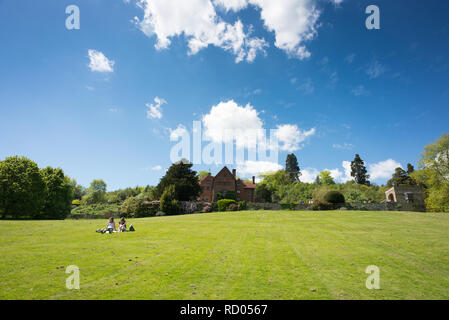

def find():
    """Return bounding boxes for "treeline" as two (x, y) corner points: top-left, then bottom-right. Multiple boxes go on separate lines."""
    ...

(0, 156), (72, 219)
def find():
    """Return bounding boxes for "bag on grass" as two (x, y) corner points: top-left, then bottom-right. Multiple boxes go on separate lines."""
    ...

(129, 225), (135, 232)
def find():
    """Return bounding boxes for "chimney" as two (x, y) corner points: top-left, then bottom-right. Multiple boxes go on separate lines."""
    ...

(232, 169), (236, 177)
(252, 176), (255, 184)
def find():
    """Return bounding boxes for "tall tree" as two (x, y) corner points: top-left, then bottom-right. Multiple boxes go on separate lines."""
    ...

(387, 167), (416, 187)
(350, 154), (370, 185)
(285, 153), (301, 182)
(0, 156), (45, 219)
(41, 167), (73, 219)
(156, 159), (201, 201)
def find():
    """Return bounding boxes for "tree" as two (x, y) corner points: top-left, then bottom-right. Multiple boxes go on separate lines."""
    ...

(407, 163), (415, 175)
(41, 167), (73, 219)
(198, 171), (210, 180)
(412, 133), (449, 212)
(318, 170), (335, 185)
(156, 160), (201, 201)
(255, 183), (272, 202)
(82, 179), (107, 204)
(285, 153), (301, 182)
(387, 167), (416, 187)
(350, 154), (370, 185)
(0, 156), (45, 219)
(69, 178), (87, 200)
(159, 185), (180, 215)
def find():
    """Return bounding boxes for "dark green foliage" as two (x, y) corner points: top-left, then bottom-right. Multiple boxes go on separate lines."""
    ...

(159, 185), (180, 215)
(238, 201), (247, 210)
(387, 167), (416, 187)
(217, 199), (237, 212)
(40, 167), (73, 219)
(156, 160), (201, 201)
(224, 190), (237, 200)
(0, 156), (45, 219)
(255, 183), (272, 202)
(311, 200), (334, 211)
(285, 153), (301, 182)
(280, 203), (296, 210)
(323, 191), (345, 204)
(121, 197), (159, 218)
(350, 154), (370, 185)
(407, 163), (415, 175)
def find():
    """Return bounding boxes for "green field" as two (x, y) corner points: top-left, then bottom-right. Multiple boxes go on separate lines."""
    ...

(1, 210), (449, 300)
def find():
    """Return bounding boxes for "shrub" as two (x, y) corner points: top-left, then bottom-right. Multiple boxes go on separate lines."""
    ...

(311, 200), (334, 211)
(238, 201), (247, 211)
(72, 199), (81, 206)
(120, 197), (159, 218)
(227, 203), (239, 211)
(217, 199), (237, 212)
(280, 203), (296, 210)
(323, 191), (345, 204)
(159, 185), (180, 215)
(224, 191), (237, 200)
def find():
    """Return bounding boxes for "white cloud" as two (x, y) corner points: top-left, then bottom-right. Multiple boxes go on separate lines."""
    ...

(330, 0), (343, 5)
(332, 143), (354, 150)
(88, 49), (114, 72)
(135, 0), (321, 61)
(202, 100), (315, 151)
(146, 97), (166, 119)
(237, 160), (283, 177)
(345, 53), (355, 64)
(214, 0), (249, 11)
(300, 168), (320, 183)
(170, 124), (188, 140)
(298, 78), (314, 95)
(369, 159), (402, 180)
(351, 85), (370, 96)
(248, 0), (320, 59)
(275, 124), (316, 152)
(366, 60), (387, 79)
(202, 100), (264, 147)
(135, 0), (267, 63)
(151, 165), (162, 170)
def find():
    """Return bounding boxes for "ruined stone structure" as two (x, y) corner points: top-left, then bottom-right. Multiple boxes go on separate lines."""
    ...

(385, 185), (426, 212)
(199, 166), (256, 202)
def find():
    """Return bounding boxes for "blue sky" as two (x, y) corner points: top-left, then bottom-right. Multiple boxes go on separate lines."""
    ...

(0, 0), (448, 190)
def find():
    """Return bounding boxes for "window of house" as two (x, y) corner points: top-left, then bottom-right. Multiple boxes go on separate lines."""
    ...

(237, 190), (240, 193)
(206, 186), (210, 190)
(206, 180), (211, 184)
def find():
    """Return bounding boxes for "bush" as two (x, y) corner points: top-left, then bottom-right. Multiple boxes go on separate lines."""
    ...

(159, 185), (180, 215)
(323, 191), (345, 204)
(311, 200), (334, 211)
(72, 199), (81, 206)
(238, 201), (247, 211)
(120, 197), (159, 218)
(217, 199), (237, 212)
(202, 203), (213, 213)
(280, 203), (296, 210)
(227, 203), (239, 211)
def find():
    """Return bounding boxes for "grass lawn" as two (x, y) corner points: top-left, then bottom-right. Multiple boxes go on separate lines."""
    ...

(1, 210), (449, 300)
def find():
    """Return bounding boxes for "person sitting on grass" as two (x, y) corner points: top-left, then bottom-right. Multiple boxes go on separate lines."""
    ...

(118, 217), (126, 232)
(105, 217), (116, 234)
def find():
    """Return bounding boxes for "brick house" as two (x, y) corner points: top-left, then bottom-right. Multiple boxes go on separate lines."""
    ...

(199, 166), (256, 202)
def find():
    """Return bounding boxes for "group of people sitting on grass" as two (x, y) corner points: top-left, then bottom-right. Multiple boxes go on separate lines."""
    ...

(96, 217), (134, 234)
